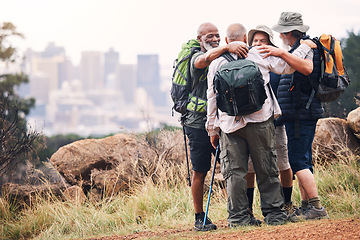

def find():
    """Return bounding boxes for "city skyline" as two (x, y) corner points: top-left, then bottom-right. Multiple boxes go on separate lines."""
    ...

(13, 41), (178, 137)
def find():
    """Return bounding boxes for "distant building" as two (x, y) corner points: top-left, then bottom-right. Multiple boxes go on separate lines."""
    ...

(42, 42), (66, 58)
(118, 64), (136, 104)
(18, 43), (177, 136)
(137, 54), (166, 106)
(104, 48), (119, 85)
(58, 58), (76, 87)
(24, 49), (65, 103)
(79, 51), (103, 91)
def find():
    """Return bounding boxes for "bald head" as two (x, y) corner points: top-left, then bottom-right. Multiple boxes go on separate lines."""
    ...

(197, 22), (220, 52)
(226, 23), (247, 43)
(197, 22), (218, 37)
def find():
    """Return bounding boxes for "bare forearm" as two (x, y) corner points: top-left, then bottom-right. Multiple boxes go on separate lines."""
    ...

(259, 44), (314, 75)
(280, 51), (313, 75)
(195, 45), (229, 69)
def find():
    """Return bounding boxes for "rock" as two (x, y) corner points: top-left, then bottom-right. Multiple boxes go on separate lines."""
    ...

(347, 107), (360, 139)
(1, 182), (66, 204)
(50, 130), (186, 198)
(63, 186), (86, 204)
(313, 118), (360, 163)
(50, 133), (140, 195)
(0, 159), (70, 203)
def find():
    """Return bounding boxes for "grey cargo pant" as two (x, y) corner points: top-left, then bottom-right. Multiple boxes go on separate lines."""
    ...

(219, 117), (287, 225)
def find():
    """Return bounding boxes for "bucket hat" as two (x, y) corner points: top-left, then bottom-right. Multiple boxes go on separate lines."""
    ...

(272, 12), (309, 33)
(248, 25), (277, 47)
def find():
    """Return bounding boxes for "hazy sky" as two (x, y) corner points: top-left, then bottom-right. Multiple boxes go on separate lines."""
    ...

(2, 0), (360, 66)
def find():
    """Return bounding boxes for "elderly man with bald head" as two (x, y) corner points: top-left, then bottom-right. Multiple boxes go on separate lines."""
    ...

(182, 22), (248, 231)
(206, 23), (315, 227)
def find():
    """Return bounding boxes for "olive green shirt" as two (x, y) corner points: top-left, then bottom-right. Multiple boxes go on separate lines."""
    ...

(182, 51), (208, 129)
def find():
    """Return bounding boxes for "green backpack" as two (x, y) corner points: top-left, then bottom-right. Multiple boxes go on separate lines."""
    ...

(214, 53), (267, 119)
(171, 39), (205, 115)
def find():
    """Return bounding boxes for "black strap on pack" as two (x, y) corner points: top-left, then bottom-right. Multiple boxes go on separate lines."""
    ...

(221, 52), (240, 121)
(186, 47), (201, 99)
(219, 50), (274, 121)
(176, 47), (200, 122)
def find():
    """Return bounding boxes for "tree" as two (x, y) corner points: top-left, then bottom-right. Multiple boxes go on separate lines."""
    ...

(0, 22), (35, 130)
(322, 31), (360, 118)
(0, 22), (39, 185)
(0, 22), (23, 62)
(0, 96), (39, 184)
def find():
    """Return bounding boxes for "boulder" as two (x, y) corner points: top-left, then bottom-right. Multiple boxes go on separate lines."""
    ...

(347, 107), (360, 140)
(1, 182), (66, 205)
(51, 133), (140, 195)
(63, 186), (87, 204)
(313, 117), (360, 163)
(0, 159), (70, 203)
(50, 130), (186, 198)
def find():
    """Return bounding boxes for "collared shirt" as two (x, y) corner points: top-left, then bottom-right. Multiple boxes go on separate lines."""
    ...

(206, 41), (312, 136)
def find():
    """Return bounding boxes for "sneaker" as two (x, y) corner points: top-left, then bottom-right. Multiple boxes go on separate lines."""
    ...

(302, 206), (330, 220)
(294, 206), (310, 216)
(283, 202), (297, 215)
(287, 205), (310, 222)
(194, 213), (217, 231)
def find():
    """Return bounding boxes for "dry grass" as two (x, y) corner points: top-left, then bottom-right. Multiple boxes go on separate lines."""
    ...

(0, 127), (359, 240)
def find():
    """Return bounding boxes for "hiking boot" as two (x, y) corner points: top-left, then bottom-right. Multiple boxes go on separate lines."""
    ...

(249, 210), (262, 226)
(302, 206), (330, 220)
(263, 209), (288, 226)
(228, 211), (262, 228)
(194, 213), (217, 231)
(228, 217), (262, 228)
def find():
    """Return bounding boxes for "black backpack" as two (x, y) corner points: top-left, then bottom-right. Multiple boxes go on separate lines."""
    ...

(214, 53), (267, 120)
(298, 34), (350, 109)
(310, 34), (350, 103)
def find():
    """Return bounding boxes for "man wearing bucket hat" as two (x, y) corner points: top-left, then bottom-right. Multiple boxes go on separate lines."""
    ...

(248, 25), (277, 47)
(270, 12), (329, 221)
(206, 23), (317, 227)
(245, 25), (295, 217)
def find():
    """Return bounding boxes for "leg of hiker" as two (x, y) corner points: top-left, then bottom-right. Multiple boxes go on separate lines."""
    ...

(247, 118), (287, 226)
(184, 126), (217, 231)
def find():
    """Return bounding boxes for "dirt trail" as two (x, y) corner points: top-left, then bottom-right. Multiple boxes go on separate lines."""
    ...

(89, 218), (360, 240)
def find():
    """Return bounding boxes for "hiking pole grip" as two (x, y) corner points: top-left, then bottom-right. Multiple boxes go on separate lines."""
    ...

(182, 126), (191, 187)
(204, 145), (220, 226)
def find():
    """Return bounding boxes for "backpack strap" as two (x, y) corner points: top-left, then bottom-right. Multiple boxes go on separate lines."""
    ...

(221, 52), (237, 62)
(186, 47), (201, 92)
(221, 46), (249, 62)
(305, 89), (316, 109)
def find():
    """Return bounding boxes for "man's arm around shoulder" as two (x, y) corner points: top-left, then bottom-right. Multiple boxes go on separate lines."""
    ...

(195, 43), (248, 69)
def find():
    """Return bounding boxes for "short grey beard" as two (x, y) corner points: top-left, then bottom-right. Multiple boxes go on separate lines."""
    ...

(282, 41), (291, 51)
(204, 42), (216, 51)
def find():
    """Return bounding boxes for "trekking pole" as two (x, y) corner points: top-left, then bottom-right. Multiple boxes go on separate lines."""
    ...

(204, 145), (220, 226)
(182, 126), (191, 187)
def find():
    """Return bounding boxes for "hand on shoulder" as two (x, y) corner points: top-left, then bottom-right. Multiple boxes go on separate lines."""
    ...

(227, 42), (248, 58)
(257, 45), (286, 58)
(300, 39), (317, 49)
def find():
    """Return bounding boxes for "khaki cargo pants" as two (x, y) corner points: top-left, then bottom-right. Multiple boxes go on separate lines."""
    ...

(219, 117), (287, 225)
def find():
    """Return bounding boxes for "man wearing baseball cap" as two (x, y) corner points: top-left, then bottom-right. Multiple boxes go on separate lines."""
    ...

(245, 25), (295, 218)
(270, 12), (329, 221)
